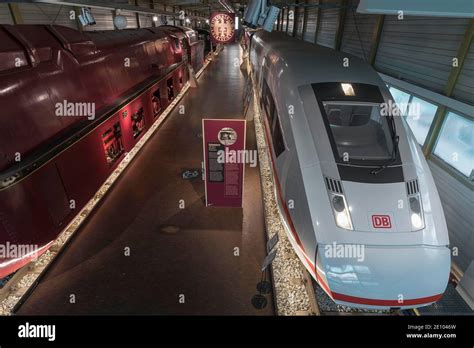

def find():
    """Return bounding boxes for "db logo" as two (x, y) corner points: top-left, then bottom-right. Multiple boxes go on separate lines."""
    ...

(372, 215), (391, 228)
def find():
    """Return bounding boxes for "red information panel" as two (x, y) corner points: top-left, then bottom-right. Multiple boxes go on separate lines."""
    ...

(209, 12), (236, 44)
(202, 119), (246, 207)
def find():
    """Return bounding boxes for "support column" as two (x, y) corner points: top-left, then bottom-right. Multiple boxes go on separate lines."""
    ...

(8, 3), (23, 24)
(368, 15), (385, 66)
(134, 0), (141, 28)
(314, 0), (321, 44)
(150, 0), (156, 27)
(301, 0), (309, 40)
(292, 4), (299, 37)
(334, 0), (347, 50)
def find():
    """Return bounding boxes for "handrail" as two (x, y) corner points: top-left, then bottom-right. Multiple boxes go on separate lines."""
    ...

(379, 72), (474, 119)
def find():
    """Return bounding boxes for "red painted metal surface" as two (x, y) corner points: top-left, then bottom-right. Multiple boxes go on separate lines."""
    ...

(0, 24), (206, 277)
(202, 119), (246, 208)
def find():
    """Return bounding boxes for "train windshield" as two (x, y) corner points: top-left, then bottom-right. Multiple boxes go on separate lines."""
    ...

(311, 82), (398, 166)
(322, 101), (395, 162)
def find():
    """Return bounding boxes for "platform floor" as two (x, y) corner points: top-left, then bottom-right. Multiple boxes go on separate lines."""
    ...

(16, 44), (274, 315)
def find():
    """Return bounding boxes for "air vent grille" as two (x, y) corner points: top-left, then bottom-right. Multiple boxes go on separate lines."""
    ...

(406, 179), (419, 196)
(325, 177), (343, 194)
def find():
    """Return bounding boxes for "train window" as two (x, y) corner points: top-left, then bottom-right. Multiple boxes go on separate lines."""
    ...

(262, 80), (275, 126)
(433, 111), (473, 177)
(132, 107), (145, 139)
(389, 87), (411, 115)
(167, 78), (174, 101)
(272, 116), (286, 157)
(405, 97), (437, 145)
(322, 102), (395, 162)
(312, 82), (397, 166)
(102, 122), (124, 166)
(174, 39), (180, 50)
(152, 89), (161, 117)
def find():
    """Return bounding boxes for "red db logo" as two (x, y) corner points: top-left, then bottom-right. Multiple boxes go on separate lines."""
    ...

(372, 215), (391, 228)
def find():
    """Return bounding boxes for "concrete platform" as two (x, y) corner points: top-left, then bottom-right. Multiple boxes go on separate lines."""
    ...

(16, 44), (274, 315)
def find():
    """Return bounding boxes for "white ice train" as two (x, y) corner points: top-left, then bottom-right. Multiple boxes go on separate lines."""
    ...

(248, 31), (451, 309)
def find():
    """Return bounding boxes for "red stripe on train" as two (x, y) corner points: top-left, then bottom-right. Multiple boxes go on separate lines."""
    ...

(332, 292), (443, 306)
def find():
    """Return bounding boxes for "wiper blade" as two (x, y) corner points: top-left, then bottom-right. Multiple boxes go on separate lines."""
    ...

(370, 135), (400, 175)
(370, 162), (393, 175)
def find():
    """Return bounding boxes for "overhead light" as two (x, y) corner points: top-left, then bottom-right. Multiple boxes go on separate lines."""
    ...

(185, 18), (191, 23)
(341, 83), (355, 96)
(235, 16), (239, 29)
(206, 19), (209, 24)
(152, 16), (158, 22)
(113, 14), (128, 30)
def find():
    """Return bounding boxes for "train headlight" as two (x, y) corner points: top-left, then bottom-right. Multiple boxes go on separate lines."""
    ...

(330, 193), (353, 230)
(408, 195), (424, 231)
(411, 213), (423, 229)
(332, 195), (345, 212)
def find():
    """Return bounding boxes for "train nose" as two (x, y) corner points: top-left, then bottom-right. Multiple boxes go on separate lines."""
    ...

(318, 244), (451, 309)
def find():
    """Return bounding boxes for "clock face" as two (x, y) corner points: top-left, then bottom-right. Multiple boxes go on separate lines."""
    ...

(210, 13), (235, 43)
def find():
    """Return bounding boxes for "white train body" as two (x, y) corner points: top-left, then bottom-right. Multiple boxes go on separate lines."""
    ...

(248, 31), (450, 309)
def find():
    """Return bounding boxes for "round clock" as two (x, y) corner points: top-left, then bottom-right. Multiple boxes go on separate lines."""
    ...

(210, 13), (235, 43)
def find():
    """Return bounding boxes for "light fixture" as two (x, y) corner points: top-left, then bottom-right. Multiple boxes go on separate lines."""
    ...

(411, 213), (422, 229)
(153, 15), (158, 22)
(329, 193), (353, 230)
(408, 194), (424, 231)
(235, 16), (239, 29)
(113, 14), (128, 30)
(341, 83), (355, 96)
(185, 18), (191, 24)
(206, 19), (209, 24)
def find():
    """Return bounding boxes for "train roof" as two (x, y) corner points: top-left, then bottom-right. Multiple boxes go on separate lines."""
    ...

(252, 30), (384, 88)
(159, 25), (198, 44)
(0, 24), (174, 72)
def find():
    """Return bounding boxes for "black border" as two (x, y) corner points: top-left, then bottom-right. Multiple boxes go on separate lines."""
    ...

(0, 315), (472, 345)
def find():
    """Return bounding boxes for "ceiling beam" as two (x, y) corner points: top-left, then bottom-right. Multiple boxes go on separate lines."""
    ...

(14, 0), (207, 20)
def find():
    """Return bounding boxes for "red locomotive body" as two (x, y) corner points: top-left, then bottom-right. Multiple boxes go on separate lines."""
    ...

(0, 24), (206, 277)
